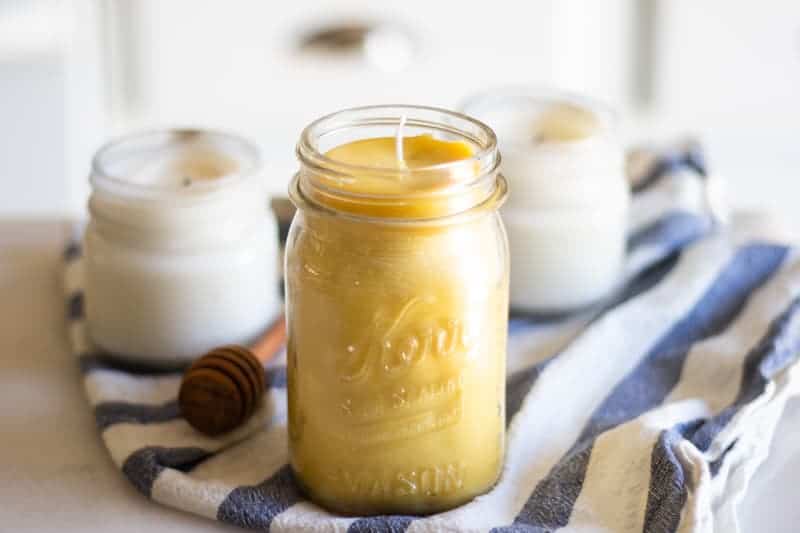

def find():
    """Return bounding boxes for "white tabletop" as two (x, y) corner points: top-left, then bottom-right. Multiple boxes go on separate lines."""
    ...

(1, 219), (798, 532)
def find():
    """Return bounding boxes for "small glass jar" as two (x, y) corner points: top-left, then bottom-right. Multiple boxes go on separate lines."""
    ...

(463, 89), (629, 313)
(84, 130), (281, 366)
(286, 106), (509, 515)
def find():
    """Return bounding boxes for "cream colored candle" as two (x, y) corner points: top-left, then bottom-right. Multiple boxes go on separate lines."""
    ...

(464, 91), (629, 312)
(84, 130), (281, 365)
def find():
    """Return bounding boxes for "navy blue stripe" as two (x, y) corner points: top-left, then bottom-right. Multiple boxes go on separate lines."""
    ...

(609, 252), (682, 309)
(626, 211), (711, 255)
(95, 400), (181, 431)
(348, 516), (416, 533)
(67, 291), (84, 321)
(495, 243), (788, 531)
(632, 145), (706, 194)
(643, 420), (704, 533)
(724, 294), (800, 410)
(499, 443), (595, 532)
(217, 464), (302, 529)
(122, 446), (210, 497)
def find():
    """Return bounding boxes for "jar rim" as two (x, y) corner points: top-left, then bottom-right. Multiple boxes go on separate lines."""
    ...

(297, 104), (499, 176)
(294, 105), (503, 220)
(91, 128), (262, 201)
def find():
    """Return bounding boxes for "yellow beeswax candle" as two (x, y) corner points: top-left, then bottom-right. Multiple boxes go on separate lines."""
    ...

(305, 133), (485, 219)
(287, 106), (508, 515)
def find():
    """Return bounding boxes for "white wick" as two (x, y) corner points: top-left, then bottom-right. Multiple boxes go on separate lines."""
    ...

(395, 114), (407, 169)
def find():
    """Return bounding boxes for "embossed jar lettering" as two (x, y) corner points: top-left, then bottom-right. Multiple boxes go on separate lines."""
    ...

(340, 298), (469, 382)
(330, 462), (466, 499)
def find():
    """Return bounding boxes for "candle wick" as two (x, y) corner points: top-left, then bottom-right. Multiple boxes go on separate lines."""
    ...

(182, 177), (192, 187)
(395, 114), (407, 170)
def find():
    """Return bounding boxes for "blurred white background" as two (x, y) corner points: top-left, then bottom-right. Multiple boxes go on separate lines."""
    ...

(1, 0), (798, 229)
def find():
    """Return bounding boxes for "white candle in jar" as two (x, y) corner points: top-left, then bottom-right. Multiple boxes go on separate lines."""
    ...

(84, 130), (281, 365)
(463, 90), (629, 312)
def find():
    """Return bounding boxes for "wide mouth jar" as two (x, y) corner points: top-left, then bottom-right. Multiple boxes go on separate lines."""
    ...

(293, 105), (506, 223)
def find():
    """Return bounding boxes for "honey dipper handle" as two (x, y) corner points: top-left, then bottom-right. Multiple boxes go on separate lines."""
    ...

(250, 314), (287, 365)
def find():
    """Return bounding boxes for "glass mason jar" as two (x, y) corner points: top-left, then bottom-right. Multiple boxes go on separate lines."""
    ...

(84, 129), (281, 366)
(285, 106), (509, 515)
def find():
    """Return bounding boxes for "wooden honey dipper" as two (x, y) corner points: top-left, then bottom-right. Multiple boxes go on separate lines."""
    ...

(179, 315), (286, 436)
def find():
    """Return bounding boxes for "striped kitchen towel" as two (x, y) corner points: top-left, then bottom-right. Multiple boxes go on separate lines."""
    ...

(63, 141), (800, 532)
